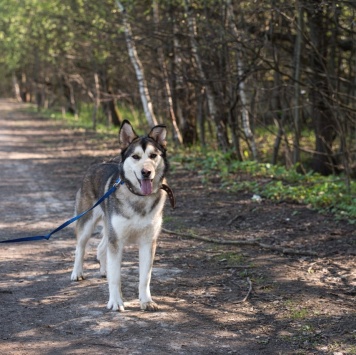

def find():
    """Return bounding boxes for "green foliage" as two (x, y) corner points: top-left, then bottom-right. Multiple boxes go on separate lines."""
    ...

(172, 149), (356, 221)
(1, 0), (356, 181)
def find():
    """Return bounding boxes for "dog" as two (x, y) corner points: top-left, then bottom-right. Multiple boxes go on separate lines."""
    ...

(71, 120), (174, 311)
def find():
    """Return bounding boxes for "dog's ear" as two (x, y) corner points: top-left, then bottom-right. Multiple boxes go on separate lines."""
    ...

(119, 120), (139, 148)
(148, 125), (167, 148)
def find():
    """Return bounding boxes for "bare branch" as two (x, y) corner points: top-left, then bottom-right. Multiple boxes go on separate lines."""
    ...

(162, 228), (318, 257)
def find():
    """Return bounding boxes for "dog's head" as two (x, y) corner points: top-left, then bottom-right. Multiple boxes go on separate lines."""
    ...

(119, 120), (168, 196)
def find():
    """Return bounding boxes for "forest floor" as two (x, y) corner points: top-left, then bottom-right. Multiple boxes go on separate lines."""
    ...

(0, 99), (355, 355)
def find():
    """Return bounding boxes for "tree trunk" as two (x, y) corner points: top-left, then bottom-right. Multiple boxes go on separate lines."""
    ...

(99, 68), (121, 127)
(12, 74), (22, 102)
(226, 0), (258, 160)
(20, 73), (30, 103)
(306, 1), (337, 175)
(62, 75), (77, 117)
(197, 87), (206, 148)
(116, 0), (158, 127)
(292, 1), (303, 164)
(92, 72), (100, 130)
(183, 0), (229, 151)
(172, 19), (196, 145)
(153, 0), (183, 144)
(103, 93), (121, 127)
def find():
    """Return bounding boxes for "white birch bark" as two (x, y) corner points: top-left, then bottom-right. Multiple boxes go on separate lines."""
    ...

(116, 1), (158, 127)
(172, 21), (187, 141)
(226, 0), (258, 160)
(12, 74), (22, 102)
(92, 72), (100, 130)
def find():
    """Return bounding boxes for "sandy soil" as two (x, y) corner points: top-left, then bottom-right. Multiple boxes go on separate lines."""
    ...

(0, 99), (355, 354)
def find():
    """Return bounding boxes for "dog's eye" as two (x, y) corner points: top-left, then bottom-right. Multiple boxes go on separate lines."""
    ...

(132, 154), (140, 160)
(150, 153), (157, 159)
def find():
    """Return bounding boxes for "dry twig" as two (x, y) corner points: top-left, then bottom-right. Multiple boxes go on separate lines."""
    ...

(233, 277), (253, 303)
(162, 228), (317, 257)
(226, 214), (243, 226)
(240, 277), (253, 303)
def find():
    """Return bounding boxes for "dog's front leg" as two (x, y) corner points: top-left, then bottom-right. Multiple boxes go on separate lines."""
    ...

(139, 240), (159, 311)
(106, 243), (125, 311)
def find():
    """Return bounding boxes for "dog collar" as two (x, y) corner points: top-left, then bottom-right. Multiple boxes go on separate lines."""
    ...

(161, 183), (176, 209)
(120, 177), (175, 209)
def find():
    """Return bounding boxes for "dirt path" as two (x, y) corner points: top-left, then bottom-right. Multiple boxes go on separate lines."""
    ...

(0, 99), (355, 354)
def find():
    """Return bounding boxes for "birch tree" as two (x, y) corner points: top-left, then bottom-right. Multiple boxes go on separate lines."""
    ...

(116, 0), (158, 127)
(92, 72), (100, 130)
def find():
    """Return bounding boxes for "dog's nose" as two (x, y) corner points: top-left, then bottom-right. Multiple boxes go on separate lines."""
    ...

(141, 168), (151, 179)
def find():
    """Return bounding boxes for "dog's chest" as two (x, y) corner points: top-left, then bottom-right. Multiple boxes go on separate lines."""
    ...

(101, 184), (167, 244)
(107, 191), (164, 235)
(111, 190), (164, 217)
(110, 204), (162, 243)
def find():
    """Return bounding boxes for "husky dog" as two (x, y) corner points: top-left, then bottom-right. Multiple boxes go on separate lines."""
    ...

(71, 120), (174, 312)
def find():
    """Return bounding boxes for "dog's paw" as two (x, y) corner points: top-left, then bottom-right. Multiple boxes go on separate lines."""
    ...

(107, 299), (125, 312)
(70, 271), (85, 281)
(140, 301), (159, 312)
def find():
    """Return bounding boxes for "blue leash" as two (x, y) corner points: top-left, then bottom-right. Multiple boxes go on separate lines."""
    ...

(0, 178), (124, 244)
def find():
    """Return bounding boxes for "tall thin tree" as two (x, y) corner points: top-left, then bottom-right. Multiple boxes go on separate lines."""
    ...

(183, 0), (229, 151)
(152, 0), (183, 143)
(227, 0), (258, 160)
(116, 0), (158, 127)
(292, 1), (304, 164)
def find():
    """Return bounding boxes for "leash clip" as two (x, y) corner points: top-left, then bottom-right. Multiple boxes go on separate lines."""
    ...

(113, 178), (124, 188)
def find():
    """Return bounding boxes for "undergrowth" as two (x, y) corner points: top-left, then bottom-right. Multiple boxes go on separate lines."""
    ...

(172, 149), (356, 222)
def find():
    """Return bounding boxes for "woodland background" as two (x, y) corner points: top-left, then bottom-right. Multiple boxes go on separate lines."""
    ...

(0, 0), (355, 179)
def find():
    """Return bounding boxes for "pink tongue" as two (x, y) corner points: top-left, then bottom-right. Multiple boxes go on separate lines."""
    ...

(141, 180), (153, 195)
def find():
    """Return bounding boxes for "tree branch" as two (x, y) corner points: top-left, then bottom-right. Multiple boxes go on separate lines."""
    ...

(162, 228), (318, 257)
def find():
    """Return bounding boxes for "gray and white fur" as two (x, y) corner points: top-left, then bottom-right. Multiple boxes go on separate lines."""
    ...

(71, 120), (170, 311)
